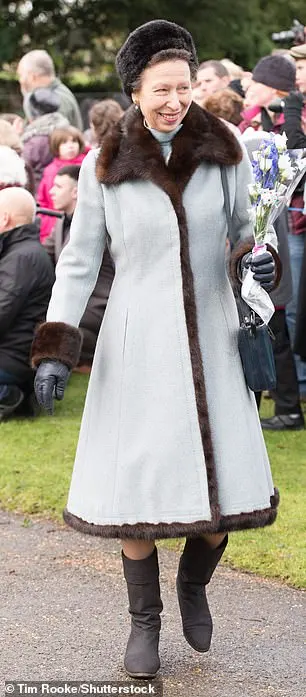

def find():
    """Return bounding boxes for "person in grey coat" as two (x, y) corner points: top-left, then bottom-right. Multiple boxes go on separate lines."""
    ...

(17, 50), (83, 130)
(31, 21), (279, 680)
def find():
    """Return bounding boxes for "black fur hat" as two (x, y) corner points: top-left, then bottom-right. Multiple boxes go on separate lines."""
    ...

(116, 20), (198, 96)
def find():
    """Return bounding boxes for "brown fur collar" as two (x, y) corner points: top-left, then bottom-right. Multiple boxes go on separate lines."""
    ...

(96, 101), (242, 193)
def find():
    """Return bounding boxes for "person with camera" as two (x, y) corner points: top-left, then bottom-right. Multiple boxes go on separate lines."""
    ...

(242, 55), (305, 429)
(282, 44), (306, 401)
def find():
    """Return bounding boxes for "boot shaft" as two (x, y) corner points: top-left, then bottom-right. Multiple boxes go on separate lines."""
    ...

(122, 547), (163, 626)
(121, 546), (162, 678)
(179, 534), (228, 585)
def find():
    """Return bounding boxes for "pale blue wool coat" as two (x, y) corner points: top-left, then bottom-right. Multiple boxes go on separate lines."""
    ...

(37, 103), (279, 539)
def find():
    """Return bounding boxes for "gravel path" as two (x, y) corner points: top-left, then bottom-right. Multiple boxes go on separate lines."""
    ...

(0, 510), (305, 697)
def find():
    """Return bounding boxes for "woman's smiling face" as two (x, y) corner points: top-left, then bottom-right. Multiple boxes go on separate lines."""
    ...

(132, 59), (193, 132)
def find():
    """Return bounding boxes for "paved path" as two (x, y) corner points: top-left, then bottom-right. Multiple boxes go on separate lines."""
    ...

(0, 511), (305, 697)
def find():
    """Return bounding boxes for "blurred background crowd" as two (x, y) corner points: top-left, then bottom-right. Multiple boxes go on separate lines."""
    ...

(0, 7), (306, 430)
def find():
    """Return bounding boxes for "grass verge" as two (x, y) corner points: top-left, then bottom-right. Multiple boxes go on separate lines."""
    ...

(0, 374), (305, 588)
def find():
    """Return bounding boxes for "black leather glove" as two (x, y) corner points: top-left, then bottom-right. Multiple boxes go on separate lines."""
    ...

(34, 359), (70, 415)
(242, 250), (276, 291)
(284, 89), (304, 111)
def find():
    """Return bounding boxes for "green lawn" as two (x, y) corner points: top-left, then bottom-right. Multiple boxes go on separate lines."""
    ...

(0, 373), (305, 588)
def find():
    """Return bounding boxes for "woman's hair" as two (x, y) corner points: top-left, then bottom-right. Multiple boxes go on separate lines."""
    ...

(0, 119), (22, 154)
(49, 125), (85, 157)
(89, 99), (124, 144)
(200, 88), (244, 126)
(131, 48), (198, 91)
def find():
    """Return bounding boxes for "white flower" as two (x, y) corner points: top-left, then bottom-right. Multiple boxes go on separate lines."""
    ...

(248, 182), (260, 198)
(262, 145), (272, 157)
(258, 156), (272, 172)
(278, 153), (294, 181)
(273, 132), (287, 152)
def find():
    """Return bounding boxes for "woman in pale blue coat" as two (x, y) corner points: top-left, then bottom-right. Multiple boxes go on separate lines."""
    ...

(32, 20), (279, 680)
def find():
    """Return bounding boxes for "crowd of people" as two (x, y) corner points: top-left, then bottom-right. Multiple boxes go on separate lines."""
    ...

(0, 42), (305, 428)
(1, 20), (305, 681)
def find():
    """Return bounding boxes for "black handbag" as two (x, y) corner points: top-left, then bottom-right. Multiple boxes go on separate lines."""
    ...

(221, 166), (277, 392)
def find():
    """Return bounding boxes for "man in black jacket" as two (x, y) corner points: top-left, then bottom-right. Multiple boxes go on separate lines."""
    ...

(0, 187), (55, 420)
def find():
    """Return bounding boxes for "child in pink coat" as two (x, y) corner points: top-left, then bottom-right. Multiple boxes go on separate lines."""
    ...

(37, 126), (89, 241)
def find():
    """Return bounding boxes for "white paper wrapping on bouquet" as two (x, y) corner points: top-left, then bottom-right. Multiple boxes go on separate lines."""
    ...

(241, 243), (275, 324)
(241, 269), (275, 324)
(263, 227), (278, 251)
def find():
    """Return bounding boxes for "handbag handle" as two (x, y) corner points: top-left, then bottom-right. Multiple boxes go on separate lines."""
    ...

(221, 166), (238, 248)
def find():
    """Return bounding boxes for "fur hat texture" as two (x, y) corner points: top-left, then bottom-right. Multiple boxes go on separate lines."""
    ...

(252, 55), (296, 92)
(116, 19), (198, 96)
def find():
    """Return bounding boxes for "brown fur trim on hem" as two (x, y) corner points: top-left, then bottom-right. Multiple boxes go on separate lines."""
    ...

(31, 321), (83, 369)
(229, 237), (282, 293)
(63, 489), (279, 540)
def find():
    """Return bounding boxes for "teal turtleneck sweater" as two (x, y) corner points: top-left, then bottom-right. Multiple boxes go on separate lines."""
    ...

(146, 123), (183, 164)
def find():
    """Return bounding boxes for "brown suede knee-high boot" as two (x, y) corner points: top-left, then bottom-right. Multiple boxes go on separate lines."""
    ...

(176, 535), (228, 652)
(122, 546), (163, 678)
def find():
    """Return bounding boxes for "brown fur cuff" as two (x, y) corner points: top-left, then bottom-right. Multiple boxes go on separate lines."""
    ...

(31, 321), (83, 369)
(229, 236), (282, 293)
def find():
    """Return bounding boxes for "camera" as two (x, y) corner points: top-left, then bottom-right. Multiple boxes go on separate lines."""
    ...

(268, 97), (285, 114)
(271, 19), (305, 45)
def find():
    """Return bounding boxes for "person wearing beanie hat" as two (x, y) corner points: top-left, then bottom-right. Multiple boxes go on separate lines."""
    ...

(31, 20), (279, 679)
(28, 87), (61, 118)
(22, 87), (70, 192)
(244, 54), (296, 129)
(252, 54), (296, 92)
(244, 54), (306, 427)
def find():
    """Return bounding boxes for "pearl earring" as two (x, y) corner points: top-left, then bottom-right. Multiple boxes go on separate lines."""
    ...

(134, 103), (139, 111)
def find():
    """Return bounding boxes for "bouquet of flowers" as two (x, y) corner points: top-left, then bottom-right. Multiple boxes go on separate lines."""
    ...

(241, 132), (306, 323)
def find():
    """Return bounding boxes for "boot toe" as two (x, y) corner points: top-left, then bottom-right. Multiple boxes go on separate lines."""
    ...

(176, 575), (213, 653)
(183, 621), (212, 653)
